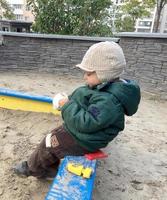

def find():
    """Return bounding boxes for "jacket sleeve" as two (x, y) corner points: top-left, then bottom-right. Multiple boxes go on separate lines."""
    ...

(61, 93), (121, 133)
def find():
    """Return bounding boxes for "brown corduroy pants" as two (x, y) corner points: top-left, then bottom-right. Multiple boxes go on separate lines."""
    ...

(27, 125), (90, 177)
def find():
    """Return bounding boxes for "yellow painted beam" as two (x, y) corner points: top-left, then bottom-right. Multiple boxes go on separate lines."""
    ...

(0, 95), (60, 115)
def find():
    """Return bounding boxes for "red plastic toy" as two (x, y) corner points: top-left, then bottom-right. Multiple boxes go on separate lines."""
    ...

(85, 150), (108, 160)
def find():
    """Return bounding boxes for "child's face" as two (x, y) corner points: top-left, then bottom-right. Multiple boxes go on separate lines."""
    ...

(84, 71), (101, 87)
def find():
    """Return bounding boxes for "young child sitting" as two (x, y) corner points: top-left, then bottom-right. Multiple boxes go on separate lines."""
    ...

(13, 41), (140, 179)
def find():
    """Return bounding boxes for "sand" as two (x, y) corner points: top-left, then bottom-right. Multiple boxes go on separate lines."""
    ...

(0, 71), (167, 200)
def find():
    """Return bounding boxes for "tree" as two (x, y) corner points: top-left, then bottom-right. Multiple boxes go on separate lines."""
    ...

(115, 15), (134, 32)
(27, 0), (113, 36)
(0, 0), (15, 19)
(114, 0), (154, 32)
(153, 0), (167, 32)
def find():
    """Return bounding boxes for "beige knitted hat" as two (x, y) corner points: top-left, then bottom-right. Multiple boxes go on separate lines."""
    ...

(76, 41), (126, 82)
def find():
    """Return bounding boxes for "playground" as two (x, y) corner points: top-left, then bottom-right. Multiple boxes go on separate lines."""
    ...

(0, 71), (167, 200)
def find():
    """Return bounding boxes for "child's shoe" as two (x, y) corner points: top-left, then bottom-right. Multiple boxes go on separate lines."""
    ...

(13, 161), (31, 177)
(13, 161), (57, 180)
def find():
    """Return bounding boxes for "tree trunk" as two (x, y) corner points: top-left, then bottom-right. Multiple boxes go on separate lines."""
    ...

(154, 8), (161, 32)
(153, 0), (166, 32)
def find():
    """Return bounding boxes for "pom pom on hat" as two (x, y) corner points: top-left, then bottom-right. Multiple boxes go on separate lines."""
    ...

(76, 41), (126, 82)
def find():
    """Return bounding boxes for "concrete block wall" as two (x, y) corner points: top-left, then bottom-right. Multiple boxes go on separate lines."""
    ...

(116, 33), (167, 99)
(0, 32), (118, 75)
(0, 31), (167, 98)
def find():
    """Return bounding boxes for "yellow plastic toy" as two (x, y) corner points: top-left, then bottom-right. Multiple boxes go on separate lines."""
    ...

(82, 167), (92, 178)
(67, 163), (84, 176)
(67, 163), (92, 178)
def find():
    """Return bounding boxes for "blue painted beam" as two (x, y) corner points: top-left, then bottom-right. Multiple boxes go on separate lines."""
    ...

(0, 87), (52, 103)
(45, 156), (97, 200)
(0, 87), (60, 115)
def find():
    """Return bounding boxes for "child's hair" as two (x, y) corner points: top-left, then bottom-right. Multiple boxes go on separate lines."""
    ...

(76, 41), (126, 82)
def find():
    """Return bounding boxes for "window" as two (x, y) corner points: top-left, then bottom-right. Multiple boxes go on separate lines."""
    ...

(26, 5), (31, 11)
(2, 27), (9, 31)
(16, 14), (23, 20)
(138, 21), (152, 27)
(22, 28), (26, 32)
(13, 4), (22, 9)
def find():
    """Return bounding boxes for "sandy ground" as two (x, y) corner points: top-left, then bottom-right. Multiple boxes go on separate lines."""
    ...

(0, 71), (167, 200)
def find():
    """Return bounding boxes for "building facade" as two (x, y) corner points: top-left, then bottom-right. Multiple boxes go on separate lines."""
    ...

(0, 0), (34, 32)
(112, 0), (167, 33)
(0, 19), (32, 32)
(135, 5), (167, 33)
(6, 0), (34, 22)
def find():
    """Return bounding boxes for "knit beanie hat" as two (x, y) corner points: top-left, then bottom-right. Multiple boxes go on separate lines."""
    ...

(76, 41), (126, 82)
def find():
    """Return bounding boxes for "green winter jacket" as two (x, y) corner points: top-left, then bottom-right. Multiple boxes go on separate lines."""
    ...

(61, 80), (140, 152)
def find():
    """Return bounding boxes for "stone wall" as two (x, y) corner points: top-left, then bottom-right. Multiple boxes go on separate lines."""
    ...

(0, 32), (118, 75)
(116, 33), (167, 99)
(0, 31), (167, 98)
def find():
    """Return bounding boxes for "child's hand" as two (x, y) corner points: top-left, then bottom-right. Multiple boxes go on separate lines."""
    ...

(53, 93), (68, 109)
(59, 98), (69, 107)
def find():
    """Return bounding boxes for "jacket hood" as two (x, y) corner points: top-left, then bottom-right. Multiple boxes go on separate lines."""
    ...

(107, 80), (141, 116)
